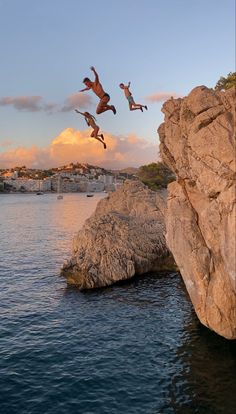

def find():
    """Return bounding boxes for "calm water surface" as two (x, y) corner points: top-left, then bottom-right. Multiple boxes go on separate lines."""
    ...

(0, 194), (235, 414)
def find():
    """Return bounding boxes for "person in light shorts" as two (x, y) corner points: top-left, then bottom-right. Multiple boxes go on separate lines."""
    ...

(119, 81), (148, 112)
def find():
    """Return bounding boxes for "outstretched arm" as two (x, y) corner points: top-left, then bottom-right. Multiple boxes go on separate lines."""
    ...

(74, 109), (85, 116)
(90, 66), (99, 84)
(79, 86), (90, 92)
(123, 81), (131, 89)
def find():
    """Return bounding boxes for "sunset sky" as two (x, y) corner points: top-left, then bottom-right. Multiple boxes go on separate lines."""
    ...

(0, 0), (234, 169)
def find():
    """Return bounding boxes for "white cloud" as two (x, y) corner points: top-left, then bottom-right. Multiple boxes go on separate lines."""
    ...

(61, 93), (93, 112)
(146, 92), (180, 103)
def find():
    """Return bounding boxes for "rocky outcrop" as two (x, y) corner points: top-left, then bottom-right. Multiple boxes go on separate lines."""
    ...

(158, 86), (236, 339)
(61, 181), (175, 289)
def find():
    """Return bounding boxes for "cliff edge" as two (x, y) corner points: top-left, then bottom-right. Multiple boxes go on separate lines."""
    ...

(158, 85), (236, 339)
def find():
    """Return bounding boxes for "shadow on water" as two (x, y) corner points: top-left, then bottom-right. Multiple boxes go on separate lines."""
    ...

(63, 270), (179, 295)
(167, 312), (236, 414)
(63, 271), (236, 414)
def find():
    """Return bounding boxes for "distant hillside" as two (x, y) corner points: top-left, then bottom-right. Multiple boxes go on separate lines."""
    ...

(119, 167), (139, 175)
(0, 162), (110, 179)
(111, 167), (138, 176)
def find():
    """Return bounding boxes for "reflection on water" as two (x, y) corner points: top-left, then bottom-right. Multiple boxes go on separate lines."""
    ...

(0, 192), (104, 263)
(0, 194), (236, 414)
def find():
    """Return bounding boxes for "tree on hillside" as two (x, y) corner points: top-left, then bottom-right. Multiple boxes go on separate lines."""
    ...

(215, 72), (236, 91)
(138, 162), (175, 190)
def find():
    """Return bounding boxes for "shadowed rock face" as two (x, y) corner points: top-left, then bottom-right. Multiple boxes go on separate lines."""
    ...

(158, 86), (236, 339)
(61, 181), (175, 289)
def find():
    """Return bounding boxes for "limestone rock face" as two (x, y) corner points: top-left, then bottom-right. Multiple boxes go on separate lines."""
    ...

(61, 181), (175, 289)
(158, 86), (236, 339)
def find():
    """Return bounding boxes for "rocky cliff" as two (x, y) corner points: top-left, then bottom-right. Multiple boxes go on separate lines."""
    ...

(61, 181), (175, 289)
(158, 86), (236, 339)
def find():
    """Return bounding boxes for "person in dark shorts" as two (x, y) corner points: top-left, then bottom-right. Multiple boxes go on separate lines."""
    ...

(119, 81), (147, 112)
(80, 66), (116, 115)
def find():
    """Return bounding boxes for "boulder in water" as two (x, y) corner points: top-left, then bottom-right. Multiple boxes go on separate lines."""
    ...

(61, 181), (175, 289)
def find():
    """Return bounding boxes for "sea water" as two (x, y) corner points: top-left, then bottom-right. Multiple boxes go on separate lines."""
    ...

(0, 193), (235, 414)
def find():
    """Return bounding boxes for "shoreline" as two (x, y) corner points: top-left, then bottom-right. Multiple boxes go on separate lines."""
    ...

(0, 191), (107, 195)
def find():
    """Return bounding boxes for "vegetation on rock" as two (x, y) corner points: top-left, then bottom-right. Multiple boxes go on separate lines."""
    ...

(215, 72), (236, 91)
(138, 162), (175, 190)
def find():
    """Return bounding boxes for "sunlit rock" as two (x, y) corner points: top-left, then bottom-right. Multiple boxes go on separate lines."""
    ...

(158, 86), (236, 339)
(61, 181), (175, 289)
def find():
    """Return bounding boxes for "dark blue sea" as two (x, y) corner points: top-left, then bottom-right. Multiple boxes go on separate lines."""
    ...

(0, 193), (235, 414)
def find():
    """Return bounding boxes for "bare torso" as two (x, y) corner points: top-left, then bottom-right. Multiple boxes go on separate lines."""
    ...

(91, 81), (106, 99)
(123, 86), (132, 98)
(86, 116), (97, 128)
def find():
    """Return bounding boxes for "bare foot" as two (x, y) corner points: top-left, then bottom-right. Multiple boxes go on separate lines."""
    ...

(111, 105), (116, 115)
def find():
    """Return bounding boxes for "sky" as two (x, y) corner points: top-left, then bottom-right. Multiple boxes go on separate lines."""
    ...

(0, 0), (235, 169)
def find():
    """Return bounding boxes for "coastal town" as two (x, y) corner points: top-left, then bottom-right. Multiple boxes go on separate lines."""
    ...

(0, 163), (136, 193)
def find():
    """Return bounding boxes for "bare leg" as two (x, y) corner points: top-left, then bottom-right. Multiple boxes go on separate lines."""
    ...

(96, 105), (116, 115)
(91, 129), (106, 149)
(90, 126), (99, 138)
(94, 136), (107, 149)
(96, 97), (116, 115)
(129, 103), (143, 111)
(130, 103), (147, 112)
(130, 104), (142, 111)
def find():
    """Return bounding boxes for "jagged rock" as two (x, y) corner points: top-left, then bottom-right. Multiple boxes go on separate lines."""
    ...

(158, 86), (236, 339)
(61, 181), (175, 289)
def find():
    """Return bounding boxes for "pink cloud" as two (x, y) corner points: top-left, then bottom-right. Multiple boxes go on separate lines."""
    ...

(0, 96), (60, 113)
(146, 92), (180, 103)
(0, 93), (93, 113)
(0, 96), (44, 111)
(0, 128), (157, 169)
(0, 139), (13, 148)
(0, 145), (52, 169)
(61, 93), (93, 112)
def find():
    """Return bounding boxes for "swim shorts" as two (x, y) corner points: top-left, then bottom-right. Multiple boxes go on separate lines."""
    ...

(97, 93), (110, 112)
(127, 95), (135, 104)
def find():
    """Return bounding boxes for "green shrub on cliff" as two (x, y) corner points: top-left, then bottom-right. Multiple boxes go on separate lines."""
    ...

(138, 162), (175, 190)
(215, 72), (236, 91)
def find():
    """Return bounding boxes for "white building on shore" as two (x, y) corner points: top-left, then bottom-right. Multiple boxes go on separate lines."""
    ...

(2, 173), (125, 193)
(87, 180), (105, 192)
(3, 178), (52, 192)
